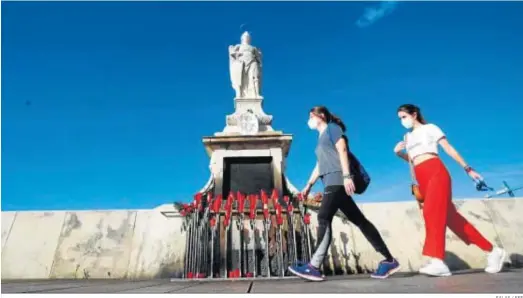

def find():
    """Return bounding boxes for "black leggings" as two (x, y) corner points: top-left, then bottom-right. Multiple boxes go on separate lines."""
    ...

(310, 185), (394, 268)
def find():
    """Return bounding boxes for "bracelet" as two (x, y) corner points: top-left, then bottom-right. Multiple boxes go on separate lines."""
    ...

(464, 166), (473, 173)
(343, 173), (353, 179)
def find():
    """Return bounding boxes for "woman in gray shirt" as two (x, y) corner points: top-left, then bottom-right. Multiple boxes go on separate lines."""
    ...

(288, 106), (399, 281)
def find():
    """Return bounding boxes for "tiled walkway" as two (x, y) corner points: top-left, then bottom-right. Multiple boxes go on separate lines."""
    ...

(2, 269), (522, 293)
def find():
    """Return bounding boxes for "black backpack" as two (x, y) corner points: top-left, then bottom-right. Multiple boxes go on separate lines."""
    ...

(328, 129), (371, 194)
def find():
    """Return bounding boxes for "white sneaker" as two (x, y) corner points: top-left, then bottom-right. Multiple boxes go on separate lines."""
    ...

(419, 258), (452, 277)
(485, 247), (506, 273)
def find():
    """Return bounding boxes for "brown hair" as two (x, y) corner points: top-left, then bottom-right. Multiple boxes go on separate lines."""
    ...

(310, 106), (346, 132)
(397, 104), (427, 124)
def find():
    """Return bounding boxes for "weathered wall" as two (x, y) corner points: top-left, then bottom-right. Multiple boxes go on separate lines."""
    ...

(49, 211), (137, 279)
(127, 206), (185, 279)
(484, 199), (523, 267)
(2, 212), (66, 279)
(1, 198), (522, 280)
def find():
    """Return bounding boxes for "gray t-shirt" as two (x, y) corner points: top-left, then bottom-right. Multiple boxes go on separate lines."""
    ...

(316, 123), (345, 187)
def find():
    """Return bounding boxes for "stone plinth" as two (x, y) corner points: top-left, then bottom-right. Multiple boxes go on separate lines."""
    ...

(218, 97), (274, 135)
(202, 133), (293, 198)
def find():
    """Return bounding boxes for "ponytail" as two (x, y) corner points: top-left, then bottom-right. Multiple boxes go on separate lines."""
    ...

(330, 113), (346, 132)
(310, 106), (347, 132)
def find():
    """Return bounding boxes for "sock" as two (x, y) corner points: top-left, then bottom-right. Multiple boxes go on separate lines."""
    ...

(383, 251), (394, 262)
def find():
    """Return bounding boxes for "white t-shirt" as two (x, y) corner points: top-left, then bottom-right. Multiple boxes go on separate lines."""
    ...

(405, 123), (446, 160)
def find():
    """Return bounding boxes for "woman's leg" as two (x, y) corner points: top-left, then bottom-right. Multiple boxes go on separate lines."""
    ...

(415, 159), (454, 276)
(288, 185), (342, 281)
(446, 206), (507, 273)
(337, 189), (400, 278)
(309, 185), (343, 269)
(446, 203), (493, 252)
(337, 192), (394, 261)
(421, 169), (451, 260)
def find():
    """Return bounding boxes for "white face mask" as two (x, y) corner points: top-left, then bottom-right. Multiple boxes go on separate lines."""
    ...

(308, 118), (318, 130)
(401, 117), (414, 129)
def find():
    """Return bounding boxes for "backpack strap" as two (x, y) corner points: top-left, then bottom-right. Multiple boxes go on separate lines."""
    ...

(326, 123), (349, 149)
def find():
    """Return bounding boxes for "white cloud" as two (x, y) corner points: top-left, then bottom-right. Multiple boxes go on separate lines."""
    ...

(356, 1), (398, 28)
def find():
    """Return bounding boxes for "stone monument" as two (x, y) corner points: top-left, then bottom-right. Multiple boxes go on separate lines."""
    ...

(199, 31), (298, 201)
(229, 31), (262, 100)
(195, 31), (300, 278)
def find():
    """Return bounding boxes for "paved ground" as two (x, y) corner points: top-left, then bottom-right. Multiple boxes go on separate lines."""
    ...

(2, 269), (523, 294)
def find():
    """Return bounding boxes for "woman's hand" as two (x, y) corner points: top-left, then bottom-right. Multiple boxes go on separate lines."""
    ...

(468, 169), (483, 181)
(344, 177), (356, 196)
(301, 183), (312, 199)
(394, 141), (406, 154)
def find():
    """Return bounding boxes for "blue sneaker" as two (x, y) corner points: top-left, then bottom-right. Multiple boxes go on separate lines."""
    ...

(288, 263), (324, 281)
(370, 259), (400, 279)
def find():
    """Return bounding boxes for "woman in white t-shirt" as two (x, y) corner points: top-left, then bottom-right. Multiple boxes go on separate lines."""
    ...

(393, 104), (506, 277)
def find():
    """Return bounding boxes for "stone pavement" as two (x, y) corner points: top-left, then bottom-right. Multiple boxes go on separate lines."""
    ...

(2, 269), (522, 294)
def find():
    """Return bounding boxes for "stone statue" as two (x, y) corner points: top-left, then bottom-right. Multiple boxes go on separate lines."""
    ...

(229, 31), (262, 99)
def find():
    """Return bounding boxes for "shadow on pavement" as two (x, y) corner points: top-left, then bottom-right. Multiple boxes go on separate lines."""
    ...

(444, 251), (471, 271)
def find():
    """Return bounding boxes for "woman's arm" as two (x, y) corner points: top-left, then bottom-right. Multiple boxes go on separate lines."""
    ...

(307, 163), (320, 186)
(396, 150), (409, 162)
(438, 138), (467, 168)
(302, 163), (319, 198)
(394, 136), (408, 162)
(335, 136), (356, 195)
(335, 137), (351, 177)
(439, 138), (483, 180)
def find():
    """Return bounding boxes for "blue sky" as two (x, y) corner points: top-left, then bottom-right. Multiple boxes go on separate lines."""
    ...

(2, 1), (523, 211)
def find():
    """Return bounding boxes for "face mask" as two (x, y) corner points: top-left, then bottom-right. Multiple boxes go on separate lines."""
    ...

(401, 117), (414, 129)
(308, 118), (318, 130)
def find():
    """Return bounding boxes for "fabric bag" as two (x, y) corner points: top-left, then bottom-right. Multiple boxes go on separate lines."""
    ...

(404, 135), (424, 208)
(327, 126), (371, 194)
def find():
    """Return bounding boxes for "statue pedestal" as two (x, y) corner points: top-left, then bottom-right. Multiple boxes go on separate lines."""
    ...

(200, 131), (299, 278)
(199, 93), (300, 197)
(233, 96), (265, 112)
(202, 133), (296, 199)
(216, 97), (275, 136)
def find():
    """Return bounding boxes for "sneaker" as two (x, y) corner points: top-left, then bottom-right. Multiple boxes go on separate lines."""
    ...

(419, 258), (452, 277)
(371, 259), (401, 279)
(485, 247), (506, 274)
(288, 263), (324, 281)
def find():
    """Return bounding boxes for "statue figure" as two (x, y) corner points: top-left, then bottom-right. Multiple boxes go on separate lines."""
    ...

(229, 31), (262, 99)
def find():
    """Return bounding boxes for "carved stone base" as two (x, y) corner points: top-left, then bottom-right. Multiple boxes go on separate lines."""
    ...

(202, 134), (293, 199)
(219, 97), (274, 136)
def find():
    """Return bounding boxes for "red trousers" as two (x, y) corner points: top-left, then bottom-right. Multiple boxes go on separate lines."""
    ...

(414, 158), (493, 260)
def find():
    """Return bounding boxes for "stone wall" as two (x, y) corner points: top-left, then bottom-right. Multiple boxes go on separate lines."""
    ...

(1, 198), (522, 280)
